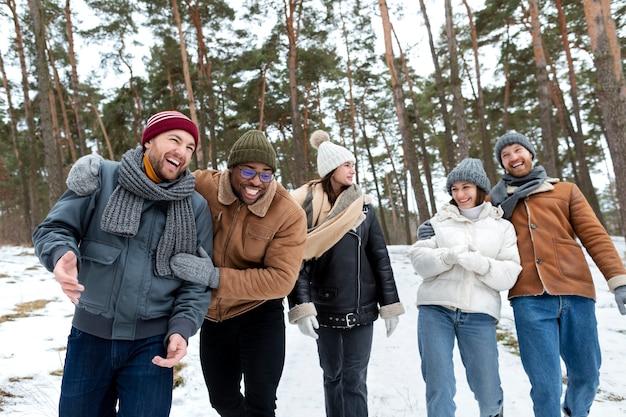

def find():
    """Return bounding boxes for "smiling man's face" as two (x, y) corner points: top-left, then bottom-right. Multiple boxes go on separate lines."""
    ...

(500, 143), (534, 178)
(143, 129), (196, 181)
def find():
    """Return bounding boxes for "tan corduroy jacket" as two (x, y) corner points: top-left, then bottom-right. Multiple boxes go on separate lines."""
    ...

(193, 169), (307, 321)
(505, 180), (626, 299)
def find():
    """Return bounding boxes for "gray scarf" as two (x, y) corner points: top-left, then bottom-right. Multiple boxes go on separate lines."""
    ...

(490, 166), (548, 219)
(100, 146), (197, 276)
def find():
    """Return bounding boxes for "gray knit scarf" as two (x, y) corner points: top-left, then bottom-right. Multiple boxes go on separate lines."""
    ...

(490, 166), (548, 219)
(100, 146), (197, 276)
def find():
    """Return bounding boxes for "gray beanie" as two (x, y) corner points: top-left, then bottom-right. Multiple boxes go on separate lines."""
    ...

(446, 158), (491, 195)
(228, 130), (277, 171)
(310, 130), (355, 178)
(494, 131), (536, 168)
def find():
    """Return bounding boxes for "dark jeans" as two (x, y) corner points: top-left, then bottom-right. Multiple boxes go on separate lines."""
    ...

(59, 327), (173, 417)
(317, 323), (374, 417)
(200, 299), (286, 417)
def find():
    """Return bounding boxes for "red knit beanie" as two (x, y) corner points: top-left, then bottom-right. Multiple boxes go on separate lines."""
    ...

(142, 111), (199, 146)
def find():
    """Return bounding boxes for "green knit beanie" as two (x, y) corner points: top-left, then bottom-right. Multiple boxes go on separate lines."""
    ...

(227, 130), (277, 171)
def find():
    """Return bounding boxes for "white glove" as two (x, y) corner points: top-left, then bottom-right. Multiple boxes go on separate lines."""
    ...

(456, 251), (490, 275)
(296, 315), (319, 339)
(441, 246), (465, 265)
(384, 316), (399, 337)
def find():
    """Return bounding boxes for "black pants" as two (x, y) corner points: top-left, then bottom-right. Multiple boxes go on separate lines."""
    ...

(200, 299), (286, 417)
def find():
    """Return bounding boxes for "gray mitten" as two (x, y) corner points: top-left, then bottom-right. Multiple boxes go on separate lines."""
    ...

(66, 154), (103, 196)
(170, 247), (220, 288)
(615, 285), (626, 315)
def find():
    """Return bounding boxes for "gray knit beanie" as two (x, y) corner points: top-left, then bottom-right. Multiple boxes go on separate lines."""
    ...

(310, 130), (356, 178)
(446, 158), (491, 195)
(494, 131), (536, 168)
(227, 130), (277, 171)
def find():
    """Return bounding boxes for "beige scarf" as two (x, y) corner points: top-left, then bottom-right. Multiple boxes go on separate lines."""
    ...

(292, 181), (365, 261)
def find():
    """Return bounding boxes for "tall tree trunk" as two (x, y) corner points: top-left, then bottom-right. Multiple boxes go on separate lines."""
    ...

(550, 0), (604, 222)
(375, 118), (412, 242)
(527, 0), (559, 177)
(339, 2), (360, 186)
(392, 27), (435, 217)
(445, 0), (469, 160)
(584, 0), (626, 239)
(46, 38), (77, 163)
(28, 0), (64, 208)
(418, 0), (456, 173)
(185, 0), (216, 168)
(171, 0), (202, 166)
(8, 0), (39, 228)
(284, 0), (305, 187)
(118, 38), (143, 144)
(462, 0), (497, 185)
(65, 0), (87, 156)
(378, 0), (428, 235)
(0, 49), (32, 241)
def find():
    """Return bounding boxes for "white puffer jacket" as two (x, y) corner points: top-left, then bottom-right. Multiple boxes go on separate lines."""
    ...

(408, 202), (521, 320)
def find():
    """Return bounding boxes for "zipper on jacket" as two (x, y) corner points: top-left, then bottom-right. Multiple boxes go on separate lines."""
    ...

(348, 229), (362, 315)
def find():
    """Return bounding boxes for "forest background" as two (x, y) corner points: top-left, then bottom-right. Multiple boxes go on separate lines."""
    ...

(1, 0), (626, 246)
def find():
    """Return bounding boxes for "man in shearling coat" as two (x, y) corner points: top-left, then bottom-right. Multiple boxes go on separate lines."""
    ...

(490, 131), (626, 417)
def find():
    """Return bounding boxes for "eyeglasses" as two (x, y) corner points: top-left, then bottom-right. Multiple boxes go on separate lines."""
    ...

(237, 166), (274, 183)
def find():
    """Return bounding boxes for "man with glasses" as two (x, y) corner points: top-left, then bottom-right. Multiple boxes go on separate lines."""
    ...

(171, 129), (308, 417)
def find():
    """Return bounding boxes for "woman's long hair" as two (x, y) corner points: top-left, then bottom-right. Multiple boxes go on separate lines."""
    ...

(320, 170), (348, 206)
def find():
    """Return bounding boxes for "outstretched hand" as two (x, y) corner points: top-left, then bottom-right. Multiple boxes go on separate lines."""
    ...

(152, 333), (187, 368)
(53, 251), (84, 304)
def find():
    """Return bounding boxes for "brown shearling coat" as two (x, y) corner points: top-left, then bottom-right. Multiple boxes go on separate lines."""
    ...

(193, 169), (307, 321)
(507, 180), (626, 300)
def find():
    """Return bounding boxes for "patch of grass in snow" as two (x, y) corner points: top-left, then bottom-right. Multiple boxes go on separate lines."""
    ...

(173, 362), (187, 389)
(496, 326), (520, 355)
(0, 387), (19, 412)
(0, 299), (53, 324)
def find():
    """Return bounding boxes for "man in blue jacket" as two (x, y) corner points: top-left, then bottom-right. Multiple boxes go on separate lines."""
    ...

(32, 110), (214, 417)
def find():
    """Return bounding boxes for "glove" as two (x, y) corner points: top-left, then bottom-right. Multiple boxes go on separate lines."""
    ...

(456, 251), (490, 275)
(615, 285), (626, 315)
(66, 154), (103, 196)
(384, 315), (399, 337)
(170, 247), (220, 288)
(417, 220), (434, 240)
(441, 246), (465, 266)
(296, 315), (319, 339)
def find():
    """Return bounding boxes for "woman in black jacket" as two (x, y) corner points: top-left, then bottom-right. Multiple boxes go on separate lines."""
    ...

(288, 130), (405, 417)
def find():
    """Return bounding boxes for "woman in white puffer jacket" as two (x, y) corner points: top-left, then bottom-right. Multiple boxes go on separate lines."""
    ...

(408, 158), (521, 417)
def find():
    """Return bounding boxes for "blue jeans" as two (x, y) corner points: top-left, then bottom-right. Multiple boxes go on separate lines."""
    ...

(200, 299), (286, 417)
(511, 294), (601, 417)
(316, 323), (374, 417)
(418, 305), (503, 417)
(59, 327), (173, 417)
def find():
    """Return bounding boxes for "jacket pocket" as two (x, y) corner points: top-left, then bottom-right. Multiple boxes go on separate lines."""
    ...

(244, 224), (273, 261)
(315, 286), (338, 300)
(553, 238), (592, 282)
(78, 240), (122, 310)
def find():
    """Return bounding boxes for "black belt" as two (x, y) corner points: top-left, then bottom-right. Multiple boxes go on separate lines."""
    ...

(317, 311), (377, 329)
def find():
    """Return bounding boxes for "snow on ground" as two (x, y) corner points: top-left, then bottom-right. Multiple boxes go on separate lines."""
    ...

(1, 243), (625, 416)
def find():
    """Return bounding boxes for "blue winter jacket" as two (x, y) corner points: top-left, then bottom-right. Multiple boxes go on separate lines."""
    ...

(32, 160), (213, 343)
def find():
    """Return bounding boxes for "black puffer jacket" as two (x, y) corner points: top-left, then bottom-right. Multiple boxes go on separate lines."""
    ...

(288, 204), (404, 328)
